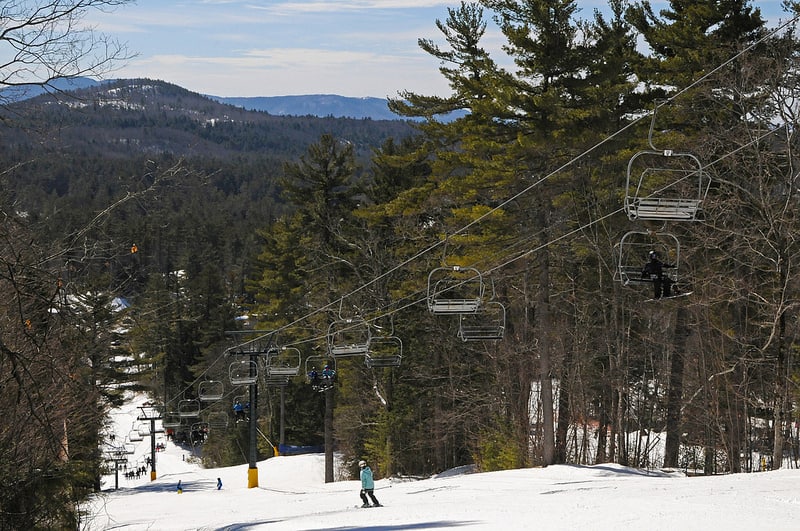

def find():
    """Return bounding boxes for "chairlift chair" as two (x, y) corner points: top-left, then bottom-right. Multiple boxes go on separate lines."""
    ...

(457, 300), (506, 341)
(305, 354), (336, 391)
(127, 429), (143, 442)
(229, 359), (258, 385)
(198, 380), (224, 401)
(190, 422), (209, 445)
(327, 318), (371, 357)
(624, 108), (709, 222)
(267, 346), (301, 376)
(205, 411), (229, 430)
(162, 411), (182, 429)
(365, 335), (403, 368)
(136, 422), (151, 437)
(177, 399), (201, 418)
(427, 265), (485, 314)
(615, 231), (680, 286)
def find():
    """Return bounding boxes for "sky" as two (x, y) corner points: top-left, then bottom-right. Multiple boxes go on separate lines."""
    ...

(83, 391), (800, 531)
(88, 1), (794, 100)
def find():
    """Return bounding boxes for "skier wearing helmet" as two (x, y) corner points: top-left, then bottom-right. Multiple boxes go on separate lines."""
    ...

(641, 250), (675, 299)
(358, 460), (381, 508)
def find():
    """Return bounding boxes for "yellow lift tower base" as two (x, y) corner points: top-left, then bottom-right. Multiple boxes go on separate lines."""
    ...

(248, 467), (259, 488)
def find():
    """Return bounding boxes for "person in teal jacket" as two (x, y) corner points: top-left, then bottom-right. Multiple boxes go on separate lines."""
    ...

(359, 460), (381, 507)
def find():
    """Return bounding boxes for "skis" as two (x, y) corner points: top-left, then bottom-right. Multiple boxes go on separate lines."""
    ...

(644, 291), (693, 302)
(356, 504), (383, 508)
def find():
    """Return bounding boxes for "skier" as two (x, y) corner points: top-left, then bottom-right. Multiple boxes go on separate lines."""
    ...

(359, 460), (381, 508)
(217, 477), (222, 490)
(233, 400), (245, 421)
(177, 480), (183, 494)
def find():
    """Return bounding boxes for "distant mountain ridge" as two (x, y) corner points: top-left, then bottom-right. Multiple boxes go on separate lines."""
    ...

(0, 77), (414, 120)
(210, 94), (403, 120)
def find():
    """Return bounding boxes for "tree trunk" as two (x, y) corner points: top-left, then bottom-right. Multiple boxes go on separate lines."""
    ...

(325, 386), (334, 483)
(536, 223), (555, 466)
(772, 311), (787, 470)
(664, 305), (689, 468)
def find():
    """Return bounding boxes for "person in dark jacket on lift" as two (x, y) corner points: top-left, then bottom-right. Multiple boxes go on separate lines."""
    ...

(642, 250), (676, 299)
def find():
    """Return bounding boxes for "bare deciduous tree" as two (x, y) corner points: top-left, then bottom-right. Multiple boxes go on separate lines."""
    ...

(1, 0), (132, 99)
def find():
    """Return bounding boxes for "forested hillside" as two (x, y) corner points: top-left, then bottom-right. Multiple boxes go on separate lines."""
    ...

(4, 1), (800, 529)
(0, 78), (415, 296)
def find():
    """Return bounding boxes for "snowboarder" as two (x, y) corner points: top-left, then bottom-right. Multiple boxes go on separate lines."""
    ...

(641, 250), (675, 299)
(177, 480), (183, 494)
(217, 477), (222, 490)
(359, 460), (381, 507)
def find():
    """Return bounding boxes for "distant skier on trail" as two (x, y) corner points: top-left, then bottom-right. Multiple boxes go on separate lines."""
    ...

(359, 460), (381, 508)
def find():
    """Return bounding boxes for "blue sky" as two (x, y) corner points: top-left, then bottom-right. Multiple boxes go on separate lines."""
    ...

(90, 1), (791, 99)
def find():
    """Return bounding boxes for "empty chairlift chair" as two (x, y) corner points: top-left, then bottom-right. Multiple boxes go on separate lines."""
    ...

(162, 411), (182, 429)
(427, 266), (485, 314)
(229, 359), (258, 386)
(177, 399), (201, 418)
(198, 380), (224, 401)
(624, 109), (710, 222)
(327, 318), (371, 357)
(205, 411), (229, 430)
(457, 300), (506, 341)
(365, 335), (403, 368)
(267, 347), (302, 377)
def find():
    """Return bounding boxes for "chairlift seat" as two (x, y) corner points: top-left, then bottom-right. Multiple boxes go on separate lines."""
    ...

(627, 197), (702, 221)
(265, 375), (290, 387)
(457, 301), (506, 341)
(365, 354), (402, 368)
(428, 298), (482, 314)
(458, 324), (505, 341)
